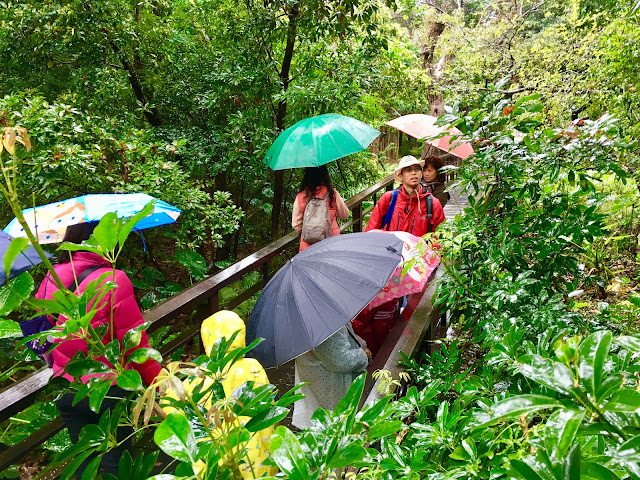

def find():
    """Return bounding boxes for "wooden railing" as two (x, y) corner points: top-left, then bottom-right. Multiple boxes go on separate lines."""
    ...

(0, 174), (406, 470)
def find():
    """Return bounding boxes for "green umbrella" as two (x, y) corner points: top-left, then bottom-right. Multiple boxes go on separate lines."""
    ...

(263, 113), (381, 170)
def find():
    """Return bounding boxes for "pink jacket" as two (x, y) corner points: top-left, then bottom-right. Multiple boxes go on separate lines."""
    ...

(292, 186), (349, 252)
(35, 252), (161, 386)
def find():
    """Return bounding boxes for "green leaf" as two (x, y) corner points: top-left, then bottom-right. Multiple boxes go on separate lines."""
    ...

(516, 354), (574, 394)
(88, 380), (112, 413)
(154, 413), (198, 463)
(578, 331), (612, 400)
(4, 237), (29, 283)
(471, 395), (561, 430)
(603, 389), (640, 412)
(335, 372), (365, 416)
(545, 408), (585, 460)
(616, 335), (640, 355)
(123, 322), (150, 352)
(269, 426), (310, 480)
(92, 213), (119, 252)
(118, 201), (155, 249)
(65, 359), (111, 378)
(244, 406), (288, 432)
(0, 319), (22, 338)
(327, 443), (369, 469)
(142, 267), (165, 283)
(0, 272), (34, 316)
(614, 434), (640, 463)
(564, 443), (581, 480)
(127, 348), (162, 365)
(510, 460), (545, 480)
(582, 462), (621, 480)
(368, 420), (403, 441)
(104, 339), (120, 366)
(80, 455), (102, 480)
(116, 370), (143, 392)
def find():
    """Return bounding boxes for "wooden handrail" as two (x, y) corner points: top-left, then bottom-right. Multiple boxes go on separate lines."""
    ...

(0, 174), (396, 470)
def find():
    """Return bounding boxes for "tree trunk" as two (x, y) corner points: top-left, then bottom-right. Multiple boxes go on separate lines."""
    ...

(270, 3), (299, 237)
(421, 22), (447, 118)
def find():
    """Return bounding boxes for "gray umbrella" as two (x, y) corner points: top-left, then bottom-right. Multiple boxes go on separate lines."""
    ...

(246, 231), (404, 368)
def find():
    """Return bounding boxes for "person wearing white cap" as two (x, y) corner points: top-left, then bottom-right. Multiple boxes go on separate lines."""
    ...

(365, 155), (445, 236)
(354, 156), (445, 356)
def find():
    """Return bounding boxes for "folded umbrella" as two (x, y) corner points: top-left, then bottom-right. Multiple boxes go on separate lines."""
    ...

(245, 232), (404, 368)
(364, 230), (440, 310)
(263, 113), (381, 170)
(4, 193), (181, 244)
(0, 231), (52, 284)
(386, 114), (474, 160)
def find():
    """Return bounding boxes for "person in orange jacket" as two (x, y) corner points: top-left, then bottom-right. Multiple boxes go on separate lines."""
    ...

(354, 156), (445, 356)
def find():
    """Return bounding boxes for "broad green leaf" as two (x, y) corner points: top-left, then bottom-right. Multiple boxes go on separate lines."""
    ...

(616, 335), (640, 355)
(93, 213), (118, 252)
(564, 444), (581, 480)
(244, 406), (288, 432)
(327, 442), (369, 469)
(335, 373), (365, 416)
(516, 354), (574, 394)
(154, 413), (198, 463)
(3, 237), (29, 282)
(0, 272), (34, 316)
(118, 201), (155, 249)
(88, 380), (112, 413)
(578, 331), (612, 400)
(510, 460), (545, 480)
(614, 434), (640, 464)
(116, 370), (143, 392)
(60, 450), (96, 480)
(123, 322), (150, 352)
(368, 420), (403, 442)
(80, 455), (102, 480)
(0, 319), (21, 338)
(270, 426), (310, 480)
(58, 242), (102, 256)
(603, 390), (640, 413)
(127, 348), (162, 365)
(545, 408), (585, 460)
(65, 359), (111, 378)
(582, 462), (621, 480)
(471, 395), (561, 430)
(104, 339), (120, 366)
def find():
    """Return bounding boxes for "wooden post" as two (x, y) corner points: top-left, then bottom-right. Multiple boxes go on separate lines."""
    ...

(352, 204), (363, 232)
(209, 291), (220, 315)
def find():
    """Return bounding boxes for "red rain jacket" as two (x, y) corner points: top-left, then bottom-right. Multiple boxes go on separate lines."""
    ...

(365, 186), (445, 236)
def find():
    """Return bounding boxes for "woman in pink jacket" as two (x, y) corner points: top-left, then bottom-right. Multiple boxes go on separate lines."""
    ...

(36, 222), (161, 477)
(291, 165), (349, 252)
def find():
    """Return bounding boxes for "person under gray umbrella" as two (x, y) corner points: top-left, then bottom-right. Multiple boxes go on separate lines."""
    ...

(245, 231), (405, 429)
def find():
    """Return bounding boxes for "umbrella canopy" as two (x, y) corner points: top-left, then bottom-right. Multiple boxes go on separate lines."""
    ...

(4, 193), (181, 244)
(263, 113), (381, 170)
(0, 232), (52, 284)
(246, 232), (404, 368)
(386, 114), (474, 160)
(364, 230), (440, 310)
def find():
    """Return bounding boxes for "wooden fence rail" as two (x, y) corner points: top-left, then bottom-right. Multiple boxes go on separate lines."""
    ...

(0, 174), (400, 471)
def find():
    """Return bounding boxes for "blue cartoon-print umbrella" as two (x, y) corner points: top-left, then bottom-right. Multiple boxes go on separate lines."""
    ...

(3, 193), (181, 244)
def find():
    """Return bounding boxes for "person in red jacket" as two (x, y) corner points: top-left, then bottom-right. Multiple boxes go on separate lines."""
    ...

(353, 156), (445, 356)
(365, 155), (445, 236)
(35, 221), (161, 477)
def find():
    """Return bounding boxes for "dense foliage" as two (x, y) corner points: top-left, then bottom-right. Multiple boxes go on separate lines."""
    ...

(1, 0), (640, 478)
